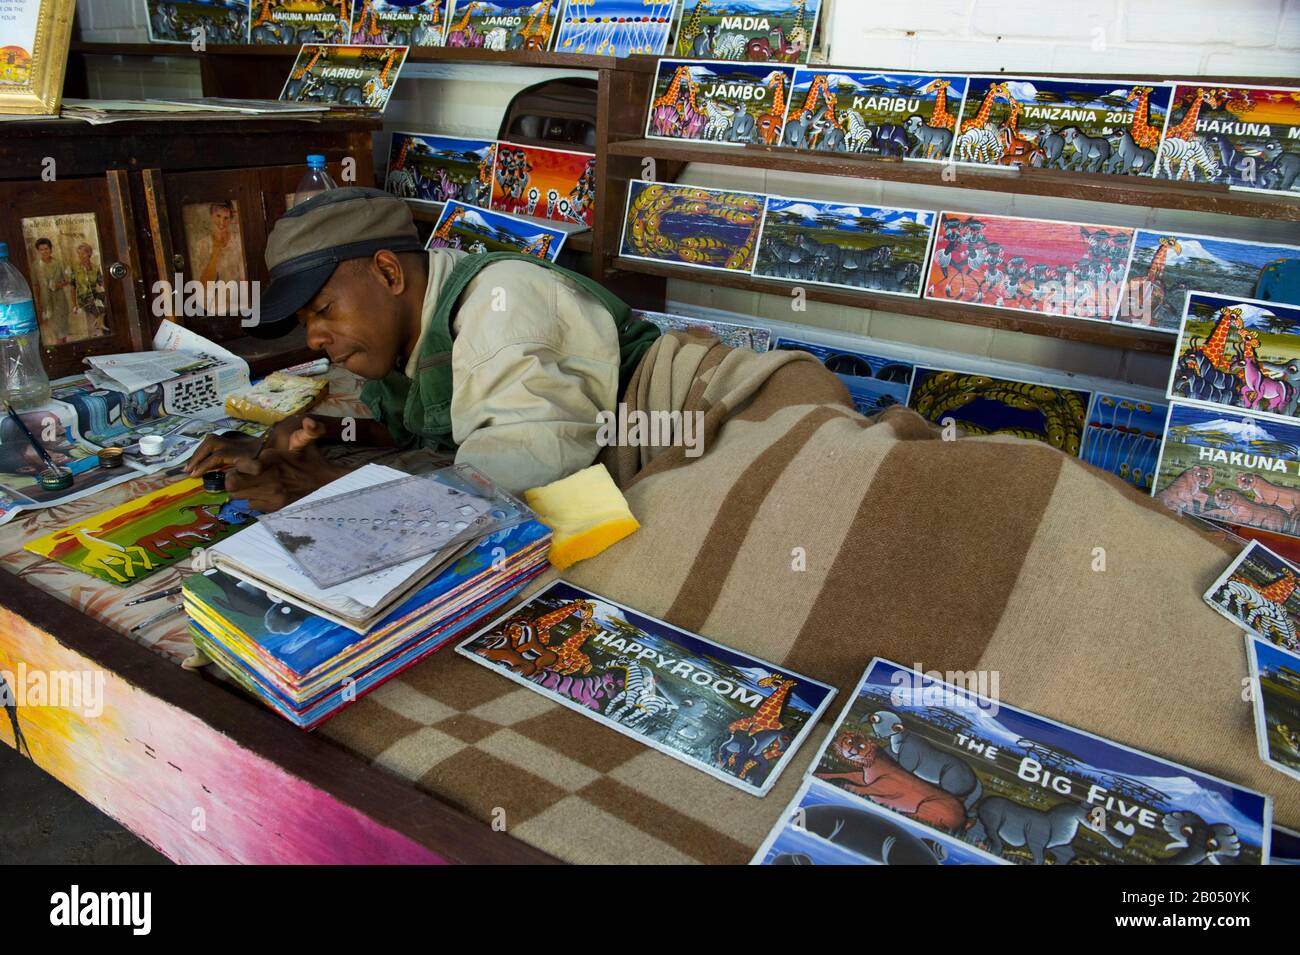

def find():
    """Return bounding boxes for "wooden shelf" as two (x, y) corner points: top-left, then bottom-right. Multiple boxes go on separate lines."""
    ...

(70, 40), (659, 73)
(609, 138), (1300, 223)
(610, 256), (1177, 354)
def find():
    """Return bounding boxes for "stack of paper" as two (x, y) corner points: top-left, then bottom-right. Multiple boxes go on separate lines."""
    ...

(185, 512), (551, 730)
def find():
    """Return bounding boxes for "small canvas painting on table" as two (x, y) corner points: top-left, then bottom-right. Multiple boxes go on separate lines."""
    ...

(250, 0), (351, 43)
(1247, 636), (1300, 782)
(24, 478), (251, 586)
(774, 338), (914, 416)
(1080, 392), (1168, 492)
(1118, 231), (1300, 332)
(490, 142), (596, 226)
(279, 43), (408, 111)
(551, 0), (675, 57)
(384, 132), (496, 207)
(427, 199), (566, 260)
(953, 77), (1171, 175)
(647, 59), (796, 146)
(349, 0), (450, 46)
(754, 197), (934, 296)
(1204, 541), (1300, 650)
(442, 1), (560, 50)
(620, 180), (765, 273)
(1153, 402), (1300, 541)
(907, 366), (1090, 456)
(1155, 84), (1300, 194)
(924, 212), (1135, 322)
(146, 0), (249, 43)
(671, 0), (820, 63)
(634, 310), (771, 352)
(1168, 294), (1300, 422)
(785, 69), (967, 159)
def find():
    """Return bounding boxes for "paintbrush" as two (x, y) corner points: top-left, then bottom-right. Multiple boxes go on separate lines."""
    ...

(5, 403), (61, 473)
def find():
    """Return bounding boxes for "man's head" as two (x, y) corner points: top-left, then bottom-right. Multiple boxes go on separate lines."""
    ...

(256, 188), (428, 379)
(209, 201), (234, 235)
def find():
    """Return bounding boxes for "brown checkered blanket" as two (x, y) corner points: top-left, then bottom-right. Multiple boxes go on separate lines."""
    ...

(322, 333), (1300, 863)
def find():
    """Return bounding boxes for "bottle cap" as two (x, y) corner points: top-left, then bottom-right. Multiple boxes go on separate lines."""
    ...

(37, 467), (73, 491)
(307, 154), (326, 169)
(0, 242), (8, 258)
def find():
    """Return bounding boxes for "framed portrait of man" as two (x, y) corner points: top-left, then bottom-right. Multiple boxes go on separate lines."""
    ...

(0, 0), (76, 115)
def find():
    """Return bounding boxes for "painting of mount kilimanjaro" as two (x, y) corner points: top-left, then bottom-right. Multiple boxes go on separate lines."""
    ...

(1204, 541), (1300, 651)
(427, 200), (566, 261)
(1155, 84), (1300, 194)
(1168, 293), (1300, 424)
(1080, 392), (1168, 492)
(755, 198), (935, 296)
(785, 69), (967, 160)
(383, 132), (496, 208)
(809, 658), (1270, 865)
(1153, 401), (1300, 540)
(1117, 230), (1300, 332)
(443, 1), (560, 51)
(348, 1), (449, 46)
(647, 59), (796, 146)
(953, 76), (1172, 176)
(620, 180), (765, 273)
(773, 338), (915, 416)
(552, 0), (675, 57)
(923, 212), (1135, 322)
(671, 0), (821, 63)
(146, 1), (249, 43)
(456, 580), (837, 795)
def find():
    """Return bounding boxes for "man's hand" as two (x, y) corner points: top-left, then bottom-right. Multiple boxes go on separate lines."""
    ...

(223, 420), (349, 512)
(186, 415), (322, 477)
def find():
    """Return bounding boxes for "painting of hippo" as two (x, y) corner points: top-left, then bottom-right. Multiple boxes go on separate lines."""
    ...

(967, 797), (1127, 864)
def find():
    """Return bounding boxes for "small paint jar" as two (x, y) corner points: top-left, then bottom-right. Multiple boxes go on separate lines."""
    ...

(138, 435), (166, 457)
(203, 470), (226, 493)
(37, 467), (73, 492)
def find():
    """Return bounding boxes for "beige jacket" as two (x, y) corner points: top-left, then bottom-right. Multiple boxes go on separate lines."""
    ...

(403, 248), (621, 494)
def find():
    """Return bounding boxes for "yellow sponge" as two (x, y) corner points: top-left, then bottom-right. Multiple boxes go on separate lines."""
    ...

(524, 464), (640, 570)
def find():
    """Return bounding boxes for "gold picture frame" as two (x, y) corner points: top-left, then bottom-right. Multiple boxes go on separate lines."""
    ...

(0, 0), (76, 116)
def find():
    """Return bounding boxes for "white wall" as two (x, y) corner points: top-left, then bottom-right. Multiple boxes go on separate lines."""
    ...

(75, 0), (1300, 387)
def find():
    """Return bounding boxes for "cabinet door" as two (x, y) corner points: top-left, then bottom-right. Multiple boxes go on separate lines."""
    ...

(0, 171), (148, 379)
(143, 167), (269, 343)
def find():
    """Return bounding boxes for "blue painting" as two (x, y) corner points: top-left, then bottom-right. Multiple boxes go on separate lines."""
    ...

(1080, 392), (1168, 491)
(428, 199), (567, 260)
(773, 338), (913, 416)
(552, 0), (676, 57)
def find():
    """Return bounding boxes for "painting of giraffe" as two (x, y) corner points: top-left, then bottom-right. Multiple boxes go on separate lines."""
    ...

(646, 59), (797, 145)
(457, 581), (836, 795)
(146, 0), (249, 44)
(427, 199), (567, 261)
(279, 43), (409, 111)
(452, 0), (561, 50)
(353, 1), (448, 46)
(785, 69), (968, 159)
(383, 132), (496, 207)
(954, 75), (1173, 176)
(668, 0), (824, 63)
(252, 1), (350, 43)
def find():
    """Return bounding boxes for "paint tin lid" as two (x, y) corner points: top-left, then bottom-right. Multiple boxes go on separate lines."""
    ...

(97, 447), (124, 469)
(37, 467), (73, 491)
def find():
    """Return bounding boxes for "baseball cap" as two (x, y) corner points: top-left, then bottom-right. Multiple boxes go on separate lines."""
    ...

(249, 187), (426, 339)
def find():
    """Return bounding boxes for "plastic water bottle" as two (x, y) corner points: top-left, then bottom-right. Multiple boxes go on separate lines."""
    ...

(0, 243), (50, 410)
(290, 154), (338, 208)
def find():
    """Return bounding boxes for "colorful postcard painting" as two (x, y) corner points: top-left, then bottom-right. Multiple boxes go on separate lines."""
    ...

(1273, 825), (1300, 863)
(384, 132), (496, 207)
(774, 338), (914, 416)
(251, 0), (351, 43)
(24, 479), (252, 587)
(1153, 402), (1300, 541)
(1168, 293), (1300, 423)
(753, 778), (1002, 865)
(647, 59), (796, 146)
(146, 0), (250, 43)
(1080, 392), (1168, 492)
(811, 658), (1271, 865)
(1247, 636), (1300, 782)
(1204, 541), (1300, 651)
(672, 0), (820, 63)
(442, 0), (560, 50)
(279, 44), (408, 111)
(552, 0), (675, 57)
(954, 76), (1171, 175)
(634, 310), (771, 352)
(1155, 84), (1300, 194)
(924, 211), (1134, 322)
(456, 580), (836, 795)
(427, 199), (566, 260)
(620, 180), (765, 273)
(349, 0), (449, 45)
(1118, 230), (1300, 332)
(755, 197), (934, 296)
(907, 366), (1090, 456)
(490, 141), (596, 226)
(785, 69), (967, 159)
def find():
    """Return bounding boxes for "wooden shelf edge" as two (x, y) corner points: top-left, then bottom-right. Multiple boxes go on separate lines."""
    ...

(608, 138), (1300, 222)
(609, 256), (1176, 354)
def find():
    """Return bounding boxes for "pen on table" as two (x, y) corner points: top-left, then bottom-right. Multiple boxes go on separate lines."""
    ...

(125, 585), (183, 607)
(129, 603), (184, 634)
